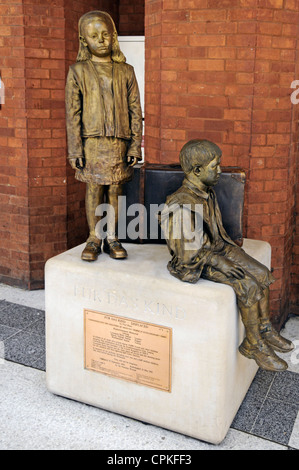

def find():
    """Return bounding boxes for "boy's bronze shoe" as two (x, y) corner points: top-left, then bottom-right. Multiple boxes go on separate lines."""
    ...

(103, 239), (127, 259)
(260, 320), (294, 353)
(239, 337), (288, 372)
(81, 241), (101, 262)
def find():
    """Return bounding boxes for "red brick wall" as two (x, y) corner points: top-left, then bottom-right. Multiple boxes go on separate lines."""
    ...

(144, 0), (163, 162)
(119, 0), (145, 35)
(24, 0), (68, 288)
(291, 37), (299, 315)
(0, 1), (29, 287)
(144, 0), (299, 327)
(292, 174), (299, 315)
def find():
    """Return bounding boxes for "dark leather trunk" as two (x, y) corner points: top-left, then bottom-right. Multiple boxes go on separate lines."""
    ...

(122, 163), (245, 246)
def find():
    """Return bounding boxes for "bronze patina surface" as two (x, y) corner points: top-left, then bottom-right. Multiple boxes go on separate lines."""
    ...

(65, 11), (142, 261)
(159, 139), (294, 372)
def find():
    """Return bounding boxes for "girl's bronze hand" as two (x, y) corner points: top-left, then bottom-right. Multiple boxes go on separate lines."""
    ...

(127, 156), (139, 167)
(69, 157), (85, 170)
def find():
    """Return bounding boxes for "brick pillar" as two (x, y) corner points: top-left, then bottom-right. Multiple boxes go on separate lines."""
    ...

(144, 0), (299, 327)
(0, 1), (30, 288)
(246, 3), (299, 325)
(291, 26), (299, 315)
(144, 0), (163, 162)
(292, 169), (299, 315)
(24, 0), (68, 289)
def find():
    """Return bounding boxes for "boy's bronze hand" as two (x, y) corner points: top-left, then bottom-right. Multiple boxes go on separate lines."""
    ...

(217, 257), (245, 280)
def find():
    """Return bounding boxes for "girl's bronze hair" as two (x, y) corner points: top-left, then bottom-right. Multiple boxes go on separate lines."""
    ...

(76, 11), (126, 63)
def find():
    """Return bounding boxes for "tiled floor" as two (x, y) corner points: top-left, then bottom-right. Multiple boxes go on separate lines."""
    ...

(0, 283), (298, 450)
(0, 300), (45, 370)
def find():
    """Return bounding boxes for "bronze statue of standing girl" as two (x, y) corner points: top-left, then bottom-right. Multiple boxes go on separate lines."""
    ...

(66, 11), (142, 261)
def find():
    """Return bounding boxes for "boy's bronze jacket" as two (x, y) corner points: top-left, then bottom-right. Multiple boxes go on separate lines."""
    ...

(160, 178), (237, 283)
(65, 60), (143, 159)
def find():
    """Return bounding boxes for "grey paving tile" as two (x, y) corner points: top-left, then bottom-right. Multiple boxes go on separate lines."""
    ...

(4, 330), (45, 369)
(247, 369), (277, 397)
(251, 398), (298, 446)
(0, 302), (44, 330)
(0, 324), (20, 341)
(24, 316), (45, 336)
(268, 371), (299, 405)
(31, 354), (46, 372)
(288, 412), (299, 450)
(231, 369), (276, 432)
(0, 300), (14, 312)
(231, 395), (264, 433)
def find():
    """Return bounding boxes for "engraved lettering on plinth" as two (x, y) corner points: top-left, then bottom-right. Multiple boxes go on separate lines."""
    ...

(84, 309), (172, 392)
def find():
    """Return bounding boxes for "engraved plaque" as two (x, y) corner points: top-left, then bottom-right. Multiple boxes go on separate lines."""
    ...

(84, 310), (172, 392)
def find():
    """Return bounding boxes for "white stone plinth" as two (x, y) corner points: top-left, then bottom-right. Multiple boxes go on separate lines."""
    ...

(45, 239), (270, 444)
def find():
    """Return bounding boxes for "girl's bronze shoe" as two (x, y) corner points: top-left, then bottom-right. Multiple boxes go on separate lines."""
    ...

(260, 320), (294, 353)
(81, 241), (101, 262)
(103, 238), (127, 259)
(239, 337), (288, 372)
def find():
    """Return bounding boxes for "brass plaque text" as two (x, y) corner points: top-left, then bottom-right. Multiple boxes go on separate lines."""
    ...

(84, 309), (172, 392)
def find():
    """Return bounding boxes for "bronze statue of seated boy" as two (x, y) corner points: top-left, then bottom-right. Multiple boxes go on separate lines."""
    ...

(159, 139), (293, 372)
